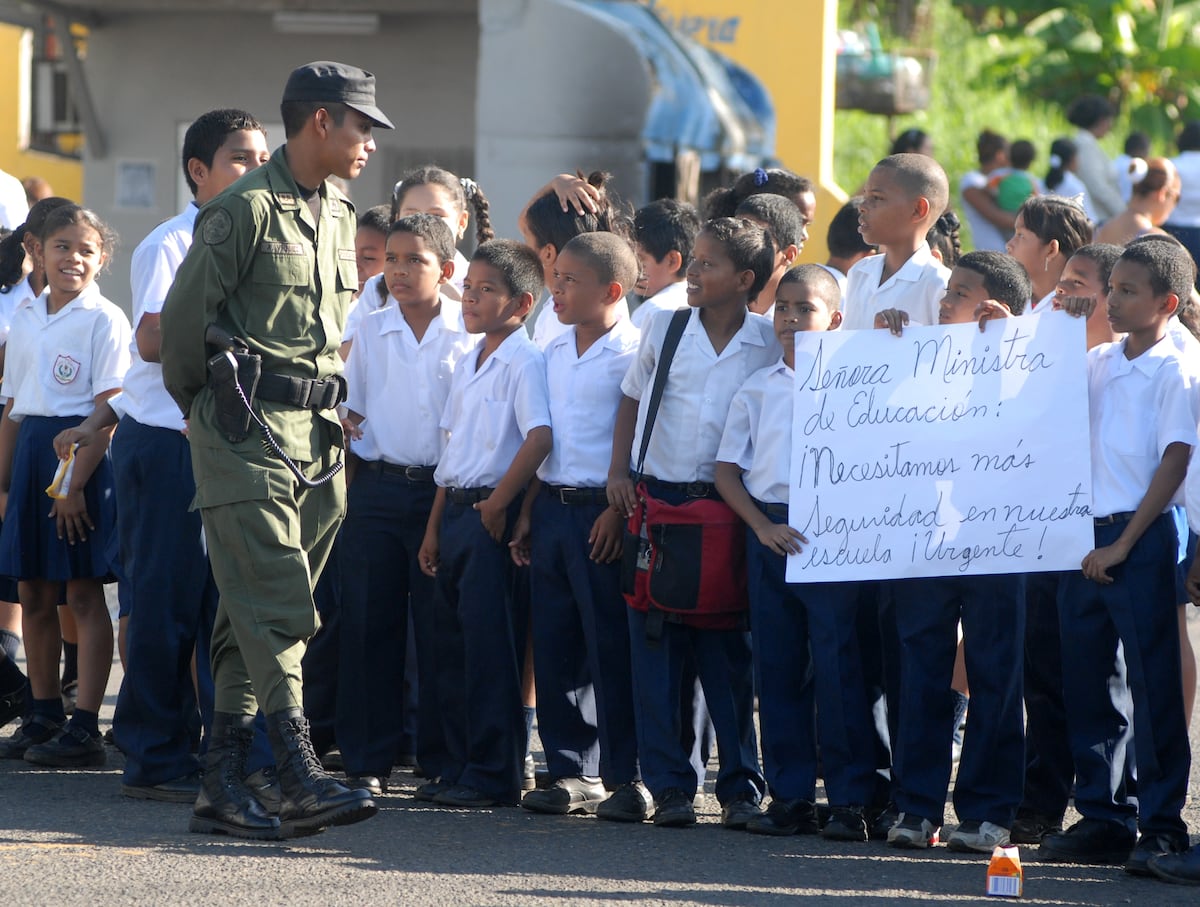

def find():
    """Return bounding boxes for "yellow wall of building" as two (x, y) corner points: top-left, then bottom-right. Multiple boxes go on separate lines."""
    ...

(643, 0), (845, 261)
(0, 24), (83, 205)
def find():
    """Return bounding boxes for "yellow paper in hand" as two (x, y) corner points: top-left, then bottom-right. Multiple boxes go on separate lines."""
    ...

(46, 444), (78, 500)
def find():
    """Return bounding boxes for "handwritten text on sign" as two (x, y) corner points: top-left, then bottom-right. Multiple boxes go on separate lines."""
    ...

(785, 313), (1094, 583)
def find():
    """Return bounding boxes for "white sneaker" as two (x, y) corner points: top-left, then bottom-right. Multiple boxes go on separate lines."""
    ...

(947, 820), (1011, 853)
(887, 812), (940, 848)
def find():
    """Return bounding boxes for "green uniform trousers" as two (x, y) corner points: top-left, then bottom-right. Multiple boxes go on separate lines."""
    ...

(191, 435), (345, 716)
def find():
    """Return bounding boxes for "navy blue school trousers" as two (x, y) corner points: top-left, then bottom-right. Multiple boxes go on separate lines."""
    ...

(110, 418), (263, 784)
(431, 496), (525, 803)
(302, 539), (340, 758)
(854, 579), (901, 808)
(625, 483), (764, 806)
(1019, 570), (1073, 822)
(529, 492), (637, 785)
(746, 511), (876, 807)
(890, 573), (1026, 828)
(1057, 513), (1190, 839)
(336, 465), (439, 778)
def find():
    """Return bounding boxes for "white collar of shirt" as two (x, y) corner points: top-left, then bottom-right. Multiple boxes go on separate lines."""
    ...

(1110, 334), (1176, 378)
(647, 281), (688, 304)
(547, 316), (638, 363)
(467, 326), (529, 379)
(376, 293), (463, 341)
(1031, 290), (1056, 313)
(4, 276), (36, 310)
(879, 241), (938, 290)
(681, 306), (771, 357)
(32, 281), (103, 320)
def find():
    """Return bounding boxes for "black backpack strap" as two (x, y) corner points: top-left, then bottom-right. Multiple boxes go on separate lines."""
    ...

(633, 308), (691, 480)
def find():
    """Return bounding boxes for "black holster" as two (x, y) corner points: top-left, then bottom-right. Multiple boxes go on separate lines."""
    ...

(205, 325), (261, 443)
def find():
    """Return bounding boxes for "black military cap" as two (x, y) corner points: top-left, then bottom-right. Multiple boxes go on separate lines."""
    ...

(282, 61), (394, 129)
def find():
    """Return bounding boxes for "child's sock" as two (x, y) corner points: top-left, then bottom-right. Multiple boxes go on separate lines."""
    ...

(524, 705), (536, 755)
(30, 696), (66, 724)
(0, 628), (19, 662)
(61, 641), (78, 691)
(69, 707), (100, 738)
(0, 650), (25, 694)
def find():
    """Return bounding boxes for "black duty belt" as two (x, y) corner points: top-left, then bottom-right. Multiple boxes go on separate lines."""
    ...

(256, 372), (346, 410)
(359, 461), (436, 483)
(543, 485), (608, 505)
(446, 486), (494, 505)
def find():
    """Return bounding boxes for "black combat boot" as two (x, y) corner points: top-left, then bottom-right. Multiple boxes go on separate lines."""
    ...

(267, 708), (377, 837)
(189, 712), (281, 840)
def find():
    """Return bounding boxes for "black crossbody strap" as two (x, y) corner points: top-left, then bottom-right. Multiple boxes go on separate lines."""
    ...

(633, 308), (691, 480)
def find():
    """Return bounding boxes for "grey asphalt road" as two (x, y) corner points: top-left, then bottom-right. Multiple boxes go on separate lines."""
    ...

(2, 610), (1199, 906)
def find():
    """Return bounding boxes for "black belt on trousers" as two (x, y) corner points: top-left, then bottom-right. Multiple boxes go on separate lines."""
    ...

(446, 486), (494, 505)
(359, 461), (436, 483)
(641, 475), (718, 499)
(543, 484), (608, 505)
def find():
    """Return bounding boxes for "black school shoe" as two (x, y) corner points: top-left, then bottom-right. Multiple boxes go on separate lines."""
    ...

(822, 806), (869, 842)
(746, 798), (820, 836)
(1010, 810), (1063, 845)
(1038, 818), (1136, 865)
(1124, 832), (1190, 876)
(24, 723), (105, 768)
(595, 782), (652, 822)
(720, 793), (762, 830)
(652, 788), (697, 828)
(521, 776), (606, 815)
(0, 714), (61, 758)
(0, 684), (26, 730)
(1149, 845), (1200, 886)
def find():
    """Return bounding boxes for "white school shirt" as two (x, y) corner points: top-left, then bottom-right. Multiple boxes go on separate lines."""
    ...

(717, 358), (793, 505)
(538, 317), (640, 487)
(1165, 320), (1200, 532)
(1087, 335), (1198, 517)
(631, 280), (688, 331)
(622, 306), (780, 483)
(1029, 290), (1057, 315)
(840, 242), (949, 331)
(959, 170), (1010, 252)
(2, 282), (131, 421)
(434, 328), (551, 489)
(344, 294), (474, 466)
(1168, 151), (1200, 228)
(0, 168), (27, 230)
(0, 276), (38, 349)
(113, 204), (196, 431)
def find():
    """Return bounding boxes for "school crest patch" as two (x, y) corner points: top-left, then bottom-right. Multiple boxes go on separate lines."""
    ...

(53, 354), (80, 385)
(202, 208), (233, 245)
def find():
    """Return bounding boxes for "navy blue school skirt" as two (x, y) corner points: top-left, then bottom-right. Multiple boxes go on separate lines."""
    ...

(0, 415), (117, 583)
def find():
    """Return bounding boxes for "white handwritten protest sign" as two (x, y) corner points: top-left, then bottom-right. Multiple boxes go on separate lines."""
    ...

(786, 312), (1094, 583)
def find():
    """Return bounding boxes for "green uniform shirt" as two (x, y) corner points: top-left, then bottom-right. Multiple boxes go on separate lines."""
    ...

(161, 145), (357, 462)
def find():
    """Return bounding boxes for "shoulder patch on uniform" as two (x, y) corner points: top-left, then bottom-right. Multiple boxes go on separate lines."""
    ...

(202, 208), (233, 245)
(337, 249), (356, 261)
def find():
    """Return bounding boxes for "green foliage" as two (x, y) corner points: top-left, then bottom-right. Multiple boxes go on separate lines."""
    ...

(835, 1), (1071, 204)
(964, 0), (1200, 142)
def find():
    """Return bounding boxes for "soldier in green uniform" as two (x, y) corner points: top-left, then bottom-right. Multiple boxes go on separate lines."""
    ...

(160, 61), (393, 839)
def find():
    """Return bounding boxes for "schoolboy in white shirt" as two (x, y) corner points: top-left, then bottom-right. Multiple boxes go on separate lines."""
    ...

(513, 233), (645, 820)
(1040, 240), (1197, 874)
(337, 214), (474, 796)
(630, 199), (699, 330)
(607, 217), (777, 829)
(715, 265), (876, 841)
(841, 154), (951, 332)
(417, 240), (552, 808)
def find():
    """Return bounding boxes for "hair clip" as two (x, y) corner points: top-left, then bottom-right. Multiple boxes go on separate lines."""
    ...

(753, 167), (769, 186)
(392, 179), (404, 200)
(1128, 157), (1150, 183)
(460, 177), (478, 200)
(1048, 154), (1063, 169)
